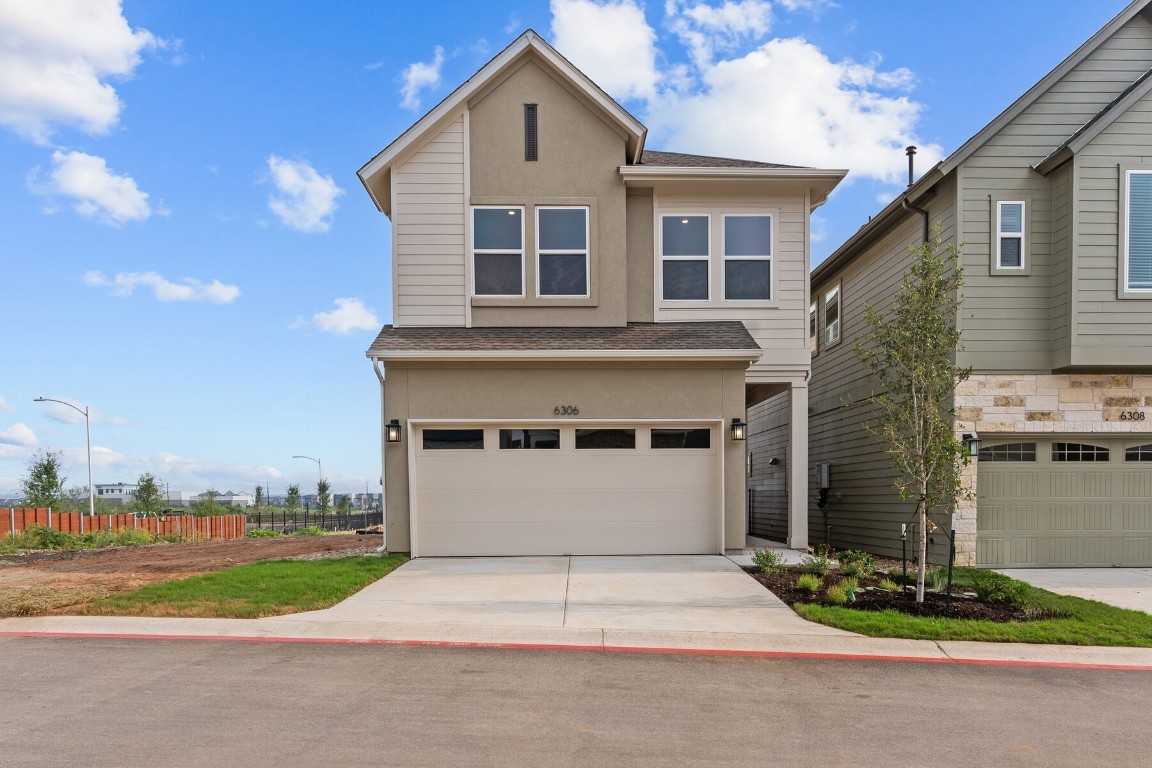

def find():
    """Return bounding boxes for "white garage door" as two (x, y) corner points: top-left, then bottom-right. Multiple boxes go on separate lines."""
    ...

(977, 437), (1152, 567)
(412, 423), (720, 556)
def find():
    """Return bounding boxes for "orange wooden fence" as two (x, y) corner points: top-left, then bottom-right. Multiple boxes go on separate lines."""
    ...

(2, 507), (247, 540)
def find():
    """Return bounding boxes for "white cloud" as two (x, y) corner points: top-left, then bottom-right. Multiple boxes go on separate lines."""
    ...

(644, 37), (943, 183)
(84, 270), (241, 304)
(0, 0), (158, 143)
(0, 423), (37, 447)
(666, 0), (772, 69)
(264, 155), (344, 233)
(551, 0), (660, 101)
(295, 298), (380, 334)
(399, 45), (445, 112)
(36, 150), (152, 225)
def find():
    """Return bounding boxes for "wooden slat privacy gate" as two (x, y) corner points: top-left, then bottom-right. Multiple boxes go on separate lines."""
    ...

(3, 507), (246, 540)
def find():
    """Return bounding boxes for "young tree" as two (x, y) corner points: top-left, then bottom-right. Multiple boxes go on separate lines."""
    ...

(253, 484), (264, 511)
(20, 450), (66, 509)
(316, 479), (331, 519)
(134, 473), (165, 517)
(854, 233), (971, 603)
(336, 494), (352, 519)
(285, 484), (301, 517)
(191, 488), (222, 517)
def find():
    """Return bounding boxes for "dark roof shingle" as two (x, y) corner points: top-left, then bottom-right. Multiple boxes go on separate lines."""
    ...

(367, 322), (759, 355)
(638, 149), (803, 170)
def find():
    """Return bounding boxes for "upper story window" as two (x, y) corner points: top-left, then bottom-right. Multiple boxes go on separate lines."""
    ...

(723, 215), (772, 300)
(809, 302), (818, 354)
(536, 207), (589, 297)
(472, 207), (524, 297)
(823, 284), (841, 345)
(661, 215), (710, 301)
(996, 201), (1025, 269)
(1125, 170), (1152, 293)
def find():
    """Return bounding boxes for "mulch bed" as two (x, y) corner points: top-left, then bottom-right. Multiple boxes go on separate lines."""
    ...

(746, 565), (1029, 622)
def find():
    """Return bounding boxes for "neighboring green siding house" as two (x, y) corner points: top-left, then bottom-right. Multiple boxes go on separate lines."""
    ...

(752, 0), (1152, 568)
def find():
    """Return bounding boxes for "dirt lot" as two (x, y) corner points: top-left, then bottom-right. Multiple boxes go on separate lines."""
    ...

(0, 534), (381, 616)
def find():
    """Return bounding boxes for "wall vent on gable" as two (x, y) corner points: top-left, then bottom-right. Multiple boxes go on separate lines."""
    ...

(524, 103), (538, 161)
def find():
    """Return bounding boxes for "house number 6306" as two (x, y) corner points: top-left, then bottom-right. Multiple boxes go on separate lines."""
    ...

(554, 405), (579, 416)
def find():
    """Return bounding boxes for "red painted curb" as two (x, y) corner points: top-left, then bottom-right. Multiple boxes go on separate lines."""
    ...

(2, 631), (1150, 671)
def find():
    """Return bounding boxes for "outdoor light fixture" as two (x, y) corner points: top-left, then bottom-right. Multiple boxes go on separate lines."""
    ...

(386, 419), (403, 443)
(730, 417), (747, 441)
(768, 457), (781, 466)
(963, 433), (981, 457)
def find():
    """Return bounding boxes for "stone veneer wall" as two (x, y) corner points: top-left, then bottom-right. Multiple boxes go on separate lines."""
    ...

(950, 374), (1152, 565)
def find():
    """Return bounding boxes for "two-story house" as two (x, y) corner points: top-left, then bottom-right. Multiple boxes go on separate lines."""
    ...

(358, 31), (844, 557)
(759, 0), (1152, 569)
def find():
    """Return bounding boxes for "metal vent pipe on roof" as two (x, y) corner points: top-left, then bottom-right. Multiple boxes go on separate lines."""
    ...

(906, 145), (916, 187)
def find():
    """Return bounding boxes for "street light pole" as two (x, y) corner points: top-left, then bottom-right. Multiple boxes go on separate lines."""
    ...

(33, 397), (94, 518)
(292, 454), (322, 483)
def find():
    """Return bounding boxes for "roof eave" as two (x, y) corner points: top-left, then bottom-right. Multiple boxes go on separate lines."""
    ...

(365, 348), (763, 363)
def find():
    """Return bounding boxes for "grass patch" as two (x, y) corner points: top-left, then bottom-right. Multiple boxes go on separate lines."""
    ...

(74, 555), (407, 619)
(794, 585), (1152, 647)
(0, 525), (178, 554)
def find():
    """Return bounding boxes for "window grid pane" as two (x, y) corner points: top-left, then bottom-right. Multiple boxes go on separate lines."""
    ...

(575, 429), (635, 449)
(474, 253), (523, 296)
(978, 442), (1037, 462)
(824, 287), (840, 343)
(651, 429), (711, 449)
(499, 429), (559, 449)
(663, 260), (709, 300)
(662, 216), (709, 256)
(723, 216), (771, 257)
(1051, 442), (1110, 462)
(423, 429), (485, 450)
(724, 260), (771, 300)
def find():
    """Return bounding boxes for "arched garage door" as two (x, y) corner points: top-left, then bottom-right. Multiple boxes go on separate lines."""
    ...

(412, 422), (721, 557)
(977, 437), (1152, 567)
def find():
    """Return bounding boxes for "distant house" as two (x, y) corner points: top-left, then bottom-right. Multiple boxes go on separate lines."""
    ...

(358, 30), (844, 557)
(212, 491), (253, 508)
(94, 483), (137, 506)
(166, 491), (200, 508)
(755, 0), (1152, 569)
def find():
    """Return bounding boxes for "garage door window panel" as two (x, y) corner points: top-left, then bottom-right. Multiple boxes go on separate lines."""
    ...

(499, 428), (560, 449)
(1124, 443), (1152, 461)
(1052, 442), (1110, 462)
(978, 442), (1036, 461)
(575, 429), (636, 449)
(423, 429), (485, 450)
(651, 428), (711, 449)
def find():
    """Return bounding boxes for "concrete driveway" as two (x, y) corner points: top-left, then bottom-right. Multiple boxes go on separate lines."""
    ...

(281, 555), (846, 636)
(997, 568), (1152, 614)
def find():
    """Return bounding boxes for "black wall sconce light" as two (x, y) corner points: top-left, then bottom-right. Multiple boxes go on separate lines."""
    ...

(730, 417), (747, 441)
(962, 433), (980, 457)
(386, 419), (403, 443)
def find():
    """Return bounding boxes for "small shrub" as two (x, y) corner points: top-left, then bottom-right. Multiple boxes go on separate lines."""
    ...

(291, 526), (326, 537)
(812, 543), (834, 558)
(840, 576), (860, 594)
(796, 573), (822, 593)
(877, 578), (900, 592)
(837, 550), (876, 577)
(751, 548), (786, 574)
(825, 583), (850, 605)
(246, 528), (281, 538)
(19, 525), (78, 550)
(969, 570), (1030, 606)
(928, 566), (949, 592)
(800, 553), (832, 576)
(840, 561), (867, 579)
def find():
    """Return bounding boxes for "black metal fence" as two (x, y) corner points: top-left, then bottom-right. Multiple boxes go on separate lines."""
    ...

(245, 508), (383, 534)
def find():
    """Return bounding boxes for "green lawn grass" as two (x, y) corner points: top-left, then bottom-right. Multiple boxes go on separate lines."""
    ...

(75, 555), (407, 619)
(794, 586), (1152, 647)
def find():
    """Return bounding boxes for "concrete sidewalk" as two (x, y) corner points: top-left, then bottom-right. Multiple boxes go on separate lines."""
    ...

(998, 568), (1152, 615)
(2, 554), (1151, 670)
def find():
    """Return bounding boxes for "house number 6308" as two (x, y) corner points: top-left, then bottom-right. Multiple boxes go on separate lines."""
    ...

(554, 405), (580, 415)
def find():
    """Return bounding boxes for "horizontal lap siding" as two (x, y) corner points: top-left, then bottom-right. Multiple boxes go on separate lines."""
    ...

(747, 392), (790, 541)
(806, 182), (956, 559)
(1073, 89), (1152, 363)
(961, 16), (1152, 369)
(393, 116), (467, 327)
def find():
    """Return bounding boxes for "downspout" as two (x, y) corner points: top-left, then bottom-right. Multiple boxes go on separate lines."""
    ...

(902, 146), (930, 244)
(373, 359), (389, 553)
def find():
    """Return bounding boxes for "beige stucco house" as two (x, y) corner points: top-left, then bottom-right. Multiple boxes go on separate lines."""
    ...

(755, 0), (1152, 568)
(358, 31), (844, 557)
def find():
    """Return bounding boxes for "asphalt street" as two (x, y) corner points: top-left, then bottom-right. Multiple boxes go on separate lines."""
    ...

(1, 637), (1147, 767)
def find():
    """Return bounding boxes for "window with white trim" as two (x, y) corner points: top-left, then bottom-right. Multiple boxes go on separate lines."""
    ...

(536, 207), (589, 297)
(660, 215), (710, 301)
(472, 207), (524, 296)
(1126, 170), (1152, 292)
(722, 214), (772, 300)
(996, 201), (1025, 269)
(824, 284), (840, 345)
(809, 302), (818, 354)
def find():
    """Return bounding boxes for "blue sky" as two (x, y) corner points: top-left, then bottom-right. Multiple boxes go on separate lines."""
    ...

(0, 0), (1132, 497)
